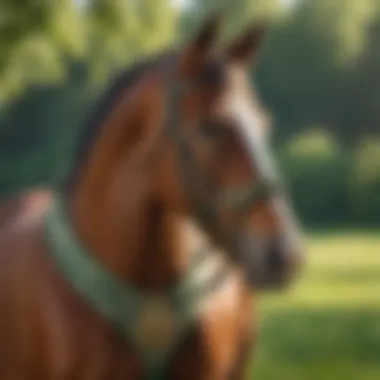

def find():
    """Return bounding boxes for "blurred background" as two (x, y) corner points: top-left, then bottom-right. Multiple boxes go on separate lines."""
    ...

(0, 0), (379, 378)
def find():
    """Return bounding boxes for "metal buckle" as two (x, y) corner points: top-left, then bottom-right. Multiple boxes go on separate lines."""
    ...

(132, 295), (180, 355)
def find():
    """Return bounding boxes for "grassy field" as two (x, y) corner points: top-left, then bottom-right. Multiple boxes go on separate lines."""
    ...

(251, 233), (380, 380)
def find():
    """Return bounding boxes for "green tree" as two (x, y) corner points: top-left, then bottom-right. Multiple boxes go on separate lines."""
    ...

(342, 8), (380, 141)
(0, 0), (85, 101)
(86, 0), (177, 81)
(184, 0), (281, 41)
(279, 129), (350, 226)
(0, 0), (178, 101)
(350, 138), (380, 225)
(258, 0), (379, 141)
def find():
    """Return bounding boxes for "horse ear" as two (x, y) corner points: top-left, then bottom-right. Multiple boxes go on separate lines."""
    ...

(179, 14), (222, 75)
(193, 14), (222, 53)
(226, 24), (266, 66)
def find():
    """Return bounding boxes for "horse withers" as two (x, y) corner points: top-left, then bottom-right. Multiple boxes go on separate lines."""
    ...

(0, 16), (304, 380)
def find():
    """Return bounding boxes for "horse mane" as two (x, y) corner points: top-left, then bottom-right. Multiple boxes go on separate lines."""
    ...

(63, 50), (176, 193)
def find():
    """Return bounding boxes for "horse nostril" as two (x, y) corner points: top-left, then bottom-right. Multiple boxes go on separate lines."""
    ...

(257, 236), (305, 288)
(266, 240), (285, 274)
(266, 237), (305, 280)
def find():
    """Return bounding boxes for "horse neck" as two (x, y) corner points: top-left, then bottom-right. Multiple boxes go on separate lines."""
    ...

(67, 86), (188, 288)
(69, 166), (188, 288)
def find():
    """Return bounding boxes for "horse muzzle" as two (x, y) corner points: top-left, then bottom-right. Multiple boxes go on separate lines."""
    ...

(235, 232), (305, 290)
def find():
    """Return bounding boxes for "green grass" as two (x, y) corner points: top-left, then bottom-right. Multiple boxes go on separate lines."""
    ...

(251, 233), (380, 380)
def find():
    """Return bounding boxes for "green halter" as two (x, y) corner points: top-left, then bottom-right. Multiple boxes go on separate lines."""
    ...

(43, 194), (229, 379)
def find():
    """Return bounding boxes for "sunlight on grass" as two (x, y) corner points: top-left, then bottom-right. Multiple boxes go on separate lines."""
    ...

(251, 234), (380, 380)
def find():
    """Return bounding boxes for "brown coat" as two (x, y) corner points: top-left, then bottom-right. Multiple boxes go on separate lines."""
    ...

(0, 189), (254, 379)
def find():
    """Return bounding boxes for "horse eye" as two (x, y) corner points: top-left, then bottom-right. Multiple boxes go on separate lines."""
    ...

(201, 121), (227, 139)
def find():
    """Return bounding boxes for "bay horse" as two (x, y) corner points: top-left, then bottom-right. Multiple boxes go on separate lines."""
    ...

(0, 17), (304, 380)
